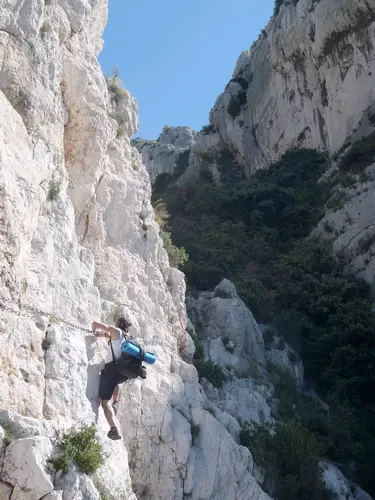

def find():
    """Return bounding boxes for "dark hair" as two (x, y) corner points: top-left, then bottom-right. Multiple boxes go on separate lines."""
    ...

(116, 316), (132, 332)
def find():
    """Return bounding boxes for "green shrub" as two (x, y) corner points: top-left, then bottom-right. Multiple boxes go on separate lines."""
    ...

(48, 181), (60, 201)
(199, 164), (213, 183)
(191, 332), (204, 360)
(161, 231), (188, 269)
(151, 151), (191, 201)
(116, 125), (125, 138)
(274, 0), (285, 15)
(201, 124), (216, 135)
(195, 359), (226, 388)
(190, 424), (200, 446)
(152, 173), (173, 201)
(94, 482), (110, 500)
(106, 67), (126, 104)
(338, 133), (375, 173)
(227, 91), (247, 119)
(263, 327), (276, 348)
(325, 191), (346, 211)
(189, 331), (225, 387)
(240, 420), (331, 500)
(2, 424), (14, 446)
(357, 232), (375, 254)
(340, 172), (357, 187)
(51, 425), (104, 475)
(216, 148), (244, 183)
(153, 199), (169, 229)
(267, 364), (329, 440)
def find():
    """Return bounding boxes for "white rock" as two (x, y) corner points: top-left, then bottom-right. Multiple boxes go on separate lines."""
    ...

(92, 430), (137, 500)
(320, 461), (354, 499)
(265, 343), (304, 388)
(0, 481), (13, 500)
(43, 492), (63, 500)
(184, 408), (271, 500)
(187, 280), (266, 377)
(314, 162), (375, 284)
(57, 468), (102, 500)
(217, 379), (272, 426)
(133, 126), (195, 183)
(209, 0), (375, 175)
(354, 485), (374, 500)
(2, 437), (54, 500)
(0, 0), (44, 41)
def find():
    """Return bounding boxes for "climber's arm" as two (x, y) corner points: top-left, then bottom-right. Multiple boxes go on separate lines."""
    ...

(91, 320), (121, 340)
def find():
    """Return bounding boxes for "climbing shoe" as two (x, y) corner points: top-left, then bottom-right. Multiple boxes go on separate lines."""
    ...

(107, 426), (121, 440)
(112, 401), (119, 415)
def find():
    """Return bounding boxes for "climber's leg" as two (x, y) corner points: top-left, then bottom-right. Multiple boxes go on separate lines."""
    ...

(112, 384), (120, 414)
(101, 399), (116, 427)
(98, 363), (121, 440)
(113, 383), (120, 402)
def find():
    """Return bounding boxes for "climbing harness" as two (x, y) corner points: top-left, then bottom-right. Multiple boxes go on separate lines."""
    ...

(0, 294), (92, 333)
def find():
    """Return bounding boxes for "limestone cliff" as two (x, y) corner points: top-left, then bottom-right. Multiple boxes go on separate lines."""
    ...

(0, 1), (275, 499)
(210, 0), (375, 175)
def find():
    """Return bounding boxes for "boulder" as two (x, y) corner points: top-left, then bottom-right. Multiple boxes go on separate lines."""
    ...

(2, 437), (54, 500)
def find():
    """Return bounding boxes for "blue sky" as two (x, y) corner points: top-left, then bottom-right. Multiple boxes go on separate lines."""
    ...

(99, 0), (274, 140)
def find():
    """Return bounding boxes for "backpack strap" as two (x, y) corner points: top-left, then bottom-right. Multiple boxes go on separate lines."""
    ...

(109, 329), (125, 363)
(109, 338), (116, 363)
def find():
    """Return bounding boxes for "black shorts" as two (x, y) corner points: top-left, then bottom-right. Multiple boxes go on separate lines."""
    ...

(99, 362), (127, 401)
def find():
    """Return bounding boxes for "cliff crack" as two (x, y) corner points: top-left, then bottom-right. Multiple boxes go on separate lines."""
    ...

(78, 172), (104, 245)
(341, 223), (375, 252)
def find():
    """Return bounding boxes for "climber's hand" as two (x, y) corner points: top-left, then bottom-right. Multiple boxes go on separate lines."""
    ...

(93, 329), (109, 339)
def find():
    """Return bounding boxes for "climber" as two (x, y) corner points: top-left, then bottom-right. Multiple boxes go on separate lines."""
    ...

(92, 316), (132, 441)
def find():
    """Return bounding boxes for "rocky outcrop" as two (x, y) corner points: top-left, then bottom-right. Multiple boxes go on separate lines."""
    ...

(2, 435), (54, 500)
(187, 279), (266, 378)
(319, 461), (374, 500)
(133, 126), (197, 183)
(0, 412), (136, 500)
(314, 158), (375, 285)
(209, 0), (375, 175)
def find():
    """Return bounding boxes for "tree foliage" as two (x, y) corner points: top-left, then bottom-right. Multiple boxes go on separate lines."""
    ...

(240, 421), (332, 500)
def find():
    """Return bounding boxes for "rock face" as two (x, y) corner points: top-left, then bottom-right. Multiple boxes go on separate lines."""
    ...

(133, 126), (197, 183)
(0, 1), (274, 499)
(320, 461), (356, 500)
(187, 279), (267, 378)
(2, 436), (54, 500)
(209, 0), (375, 175)
(314, 159), (375, 285)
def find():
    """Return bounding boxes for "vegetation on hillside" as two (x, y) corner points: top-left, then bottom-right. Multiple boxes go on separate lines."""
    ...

(51, 425), (104, 475)
(240, 420), (332, 500)
(152, 142), (375, 496)
(274, 0), (300, 16)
